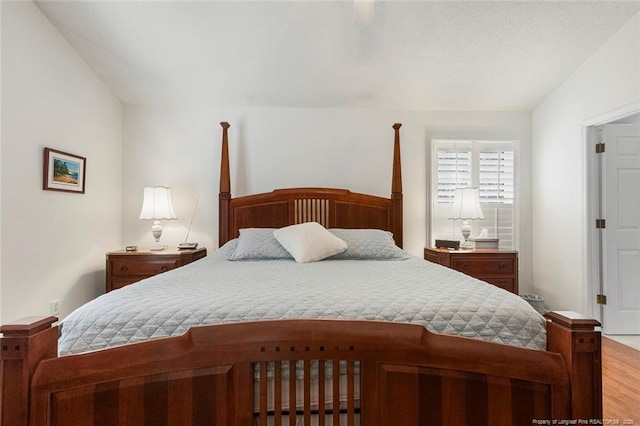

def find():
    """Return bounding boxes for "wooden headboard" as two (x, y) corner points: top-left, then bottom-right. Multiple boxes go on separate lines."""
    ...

(218, 122), (403, 247)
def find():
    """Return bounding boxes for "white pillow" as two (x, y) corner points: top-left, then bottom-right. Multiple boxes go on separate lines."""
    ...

(273, 222), (347, 263)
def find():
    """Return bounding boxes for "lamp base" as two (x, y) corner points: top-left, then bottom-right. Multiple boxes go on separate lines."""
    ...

(459, 240), (475, 250)
(149, 220), (166, 251)
(459, 220), (474, 249)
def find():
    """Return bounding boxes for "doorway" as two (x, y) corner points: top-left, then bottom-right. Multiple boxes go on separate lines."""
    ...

(586, 105), (640, 335)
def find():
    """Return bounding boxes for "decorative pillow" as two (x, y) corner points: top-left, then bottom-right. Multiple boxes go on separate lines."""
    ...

(329, 229), (407, 260)
(217, 238), (239, 259)
(273, 222), (347, 263)
(229, 228), (292, 260)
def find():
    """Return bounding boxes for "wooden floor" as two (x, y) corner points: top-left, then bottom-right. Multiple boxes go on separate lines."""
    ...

(602, 337), (640, 423)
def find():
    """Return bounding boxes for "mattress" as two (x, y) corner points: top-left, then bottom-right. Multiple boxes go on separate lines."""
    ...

(58, 240), (546, 355)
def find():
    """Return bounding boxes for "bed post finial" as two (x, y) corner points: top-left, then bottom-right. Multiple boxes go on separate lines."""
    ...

(391, 123), (403, 248)
(219, 122), (231, 246)
(392, 124), (402, 194)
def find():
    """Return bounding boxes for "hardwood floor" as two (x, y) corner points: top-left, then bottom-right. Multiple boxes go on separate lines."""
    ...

(602, 337), (640, 423)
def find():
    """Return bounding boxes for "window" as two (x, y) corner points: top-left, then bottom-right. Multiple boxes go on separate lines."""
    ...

(430, 140), (517, 250)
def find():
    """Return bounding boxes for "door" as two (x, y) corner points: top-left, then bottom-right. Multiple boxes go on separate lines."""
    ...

(602, 115), (640, 334)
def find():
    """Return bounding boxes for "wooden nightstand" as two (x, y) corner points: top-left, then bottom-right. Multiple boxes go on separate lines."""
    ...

(106, 247), (207, 292)
(424, 247), (519, 294)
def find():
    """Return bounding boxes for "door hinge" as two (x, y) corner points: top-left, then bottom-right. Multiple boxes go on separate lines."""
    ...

(596, 294), (607, 305)
(596, 219), (606, 229)
(595, 143), (606, 153)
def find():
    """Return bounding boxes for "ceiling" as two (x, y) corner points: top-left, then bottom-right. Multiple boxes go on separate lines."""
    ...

(35, 0), (640, 111)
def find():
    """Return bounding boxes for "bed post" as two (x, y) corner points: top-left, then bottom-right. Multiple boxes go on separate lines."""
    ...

(391, 123), (403, 248)
(219, 122), (231, 246)
(545, 311), (602, 421)
(1, 316), (58, 426)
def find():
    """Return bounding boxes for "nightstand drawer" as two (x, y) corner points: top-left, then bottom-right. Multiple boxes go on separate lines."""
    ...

(109, 258), (180, 276)
(481, 277), (516, 293)
(450, 257), (516, 276)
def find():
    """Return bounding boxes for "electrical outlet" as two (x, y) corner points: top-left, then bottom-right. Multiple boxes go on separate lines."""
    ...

(50, 299), (60, 316)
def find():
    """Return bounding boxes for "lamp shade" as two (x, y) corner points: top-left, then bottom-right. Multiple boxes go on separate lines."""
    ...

(139, 186), (177, 220)
(448, 187), (484, 220)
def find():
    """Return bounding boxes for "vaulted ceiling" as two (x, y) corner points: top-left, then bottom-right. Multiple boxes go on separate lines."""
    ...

(35, 0), (640, 110)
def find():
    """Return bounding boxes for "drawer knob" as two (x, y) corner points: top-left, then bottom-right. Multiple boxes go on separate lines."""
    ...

(160, 265), (169, 272)
(120, 265), (128, 273)
(461, 262), (469, 269)
(498, 262), (506, 269)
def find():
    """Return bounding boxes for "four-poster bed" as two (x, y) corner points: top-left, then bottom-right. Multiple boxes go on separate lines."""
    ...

(1, 122), (601, 425)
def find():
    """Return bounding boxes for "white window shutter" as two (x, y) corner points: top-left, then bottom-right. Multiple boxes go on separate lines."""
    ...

(479, 151), (514, 204)
(436, 150), (472, 202)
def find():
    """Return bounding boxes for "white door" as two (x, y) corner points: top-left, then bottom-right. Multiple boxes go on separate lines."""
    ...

(602, 115), (640, 334)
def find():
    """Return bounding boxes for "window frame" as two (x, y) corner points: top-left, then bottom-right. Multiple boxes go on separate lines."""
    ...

(429, 139), (519, 250)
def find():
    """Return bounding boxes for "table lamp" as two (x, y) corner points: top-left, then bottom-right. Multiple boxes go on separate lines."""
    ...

(448, 187), (484, 249)
(139, 186), (177, 250)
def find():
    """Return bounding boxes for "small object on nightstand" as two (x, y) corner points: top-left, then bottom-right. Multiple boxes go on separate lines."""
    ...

(177, 242), (198, 250)
(435, 239), (460, 250)
(125, 245), (138, 252)
(469, 238), (499, 249)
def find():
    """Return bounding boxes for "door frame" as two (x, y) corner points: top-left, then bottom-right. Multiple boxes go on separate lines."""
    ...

(583, 101), (640, 329)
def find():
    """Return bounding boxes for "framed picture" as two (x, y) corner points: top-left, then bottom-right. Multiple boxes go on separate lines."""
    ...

(43, 148), (86, 194)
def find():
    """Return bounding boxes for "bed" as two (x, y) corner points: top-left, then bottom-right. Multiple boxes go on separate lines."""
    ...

(1, 122), (602, 425)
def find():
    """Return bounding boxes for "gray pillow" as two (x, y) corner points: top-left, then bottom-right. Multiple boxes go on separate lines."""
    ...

(328, 229), (407, 260)
(229, 228), (292, 260)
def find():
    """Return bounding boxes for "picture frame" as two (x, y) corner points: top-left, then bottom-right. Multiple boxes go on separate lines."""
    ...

(43, 148), (86, 194)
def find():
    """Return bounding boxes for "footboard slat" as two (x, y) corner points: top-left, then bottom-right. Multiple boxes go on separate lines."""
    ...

(303, 360), (311, 425)
(347, 361), (355, 426)
(332, 360), (340, 426)
(274, 361), (283, 425)
(288, 360), (296, 426)
(318, 359), (326, 426)
(259, 362), (268, 426)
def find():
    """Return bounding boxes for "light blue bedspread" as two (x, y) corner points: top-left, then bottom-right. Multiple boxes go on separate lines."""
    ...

(59, 241), (546, 355)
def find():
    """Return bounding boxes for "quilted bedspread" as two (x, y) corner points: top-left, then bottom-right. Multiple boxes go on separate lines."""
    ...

(59, 242), (547, 355)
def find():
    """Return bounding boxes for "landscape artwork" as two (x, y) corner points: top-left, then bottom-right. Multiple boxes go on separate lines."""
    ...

(43, 147), (86, 193)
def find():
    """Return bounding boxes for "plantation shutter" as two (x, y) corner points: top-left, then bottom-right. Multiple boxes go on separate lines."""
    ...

(479, 150), (514, 250)
(436, 150), (472, 202)
(479, 151), (514, 204)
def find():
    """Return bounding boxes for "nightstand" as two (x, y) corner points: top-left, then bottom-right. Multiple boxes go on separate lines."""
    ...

(106, 247), (207, 292)
(424, 247), (519, 294)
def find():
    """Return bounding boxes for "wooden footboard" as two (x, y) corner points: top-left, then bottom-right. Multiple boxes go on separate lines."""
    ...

(1, 312), (602, 426)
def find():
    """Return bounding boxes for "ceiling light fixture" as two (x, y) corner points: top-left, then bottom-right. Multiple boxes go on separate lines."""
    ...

(354, 0), (375, 27)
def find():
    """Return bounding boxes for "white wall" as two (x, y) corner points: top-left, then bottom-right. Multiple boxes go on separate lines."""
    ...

(1, 1), (122, 322)
(122, 106), (534, 292)
(0, 2), (3, 323)
(532, 13), (640, 314)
